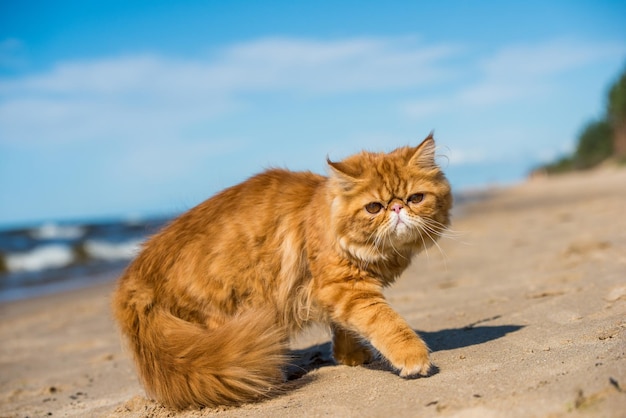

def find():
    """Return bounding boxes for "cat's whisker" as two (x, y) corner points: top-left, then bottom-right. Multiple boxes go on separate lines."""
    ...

(420, 216), (448, 228)
(357, 221), (388, 268)
(420, 219), (465, 241)
(421, 219), (469, 245)
(371, 228), (386, 259)
(415, 224), (432, 262)
(401, 218), (431, 261)
(381, 218), (412, 260)
(362, 232), (376, 266)
(417, 222), (449, 270)
(420, 218), (459, 236)
(378, 228), (391, 253)
(418, 222), (446, 239)
(418, 218), (449, 234)
(375, 231), (387, 255)
(388, 235), (407, 260)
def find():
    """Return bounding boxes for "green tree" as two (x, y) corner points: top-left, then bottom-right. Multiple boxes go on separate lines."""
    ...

(608, 68), (626, 124)
(537, 65), (626, 174)
(572, 120), (613, 169)
(607, 66), (626, 157)
(541, 156), (573, 174)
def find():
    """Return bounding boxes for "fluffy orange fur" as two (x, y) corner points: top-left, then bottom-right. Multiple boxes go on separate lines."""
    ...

(112, 134), (452, 409)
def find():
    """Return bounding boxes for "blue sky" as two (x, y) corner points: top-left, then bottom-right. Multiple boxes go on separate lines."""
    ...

(1, 1), (625, 227)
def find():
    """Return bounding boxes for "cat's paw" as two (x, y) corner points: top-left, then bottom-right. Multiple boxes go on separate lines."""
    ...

(393, 346), (432, 378)
(398, 356), (431, 378)
(334, 346), (374, 366)
(332, 326), (375, 367)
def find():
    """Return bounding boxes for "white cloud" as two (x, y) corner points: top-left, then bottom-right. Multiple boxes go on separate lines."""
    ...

(481, 38), (626, 79)
(214, 37), (460, 93)
(0, 37), (460, 97)
(1, 35), (624, 194)
(114, 139), (247, 182)
(445, 148), (490, 165)
(0, 94), (241, 145)
(403, 38), (626, 119)
(0, 36), (461, 147)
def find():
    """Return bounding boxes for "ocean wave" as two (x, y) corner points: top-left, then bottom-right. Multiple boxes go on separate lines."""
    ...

(0, 216), (170, 300)
(1, 239), (144, 274)
(29, 222), (86, 240)
(82, 239), (144, 261)
(3, 244), (76, 273)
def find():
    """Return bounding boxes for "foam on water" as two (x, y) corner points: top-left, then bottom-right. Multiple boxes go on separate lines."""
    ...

(4, 244), (76, 272)
(29, 223), (86, 240)
(83, 239), (144, 261)
(0, 216), (170, 301)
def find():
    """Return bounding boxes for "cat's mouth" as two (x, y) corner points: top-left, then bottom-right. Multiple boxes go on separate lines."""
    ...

(392, 223), (410, 238)
(390, 213), (410, 235)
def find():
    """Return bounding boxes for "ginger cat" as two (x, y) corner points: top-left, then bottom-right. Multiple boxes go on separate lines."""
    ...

(113, 134), (452, 409)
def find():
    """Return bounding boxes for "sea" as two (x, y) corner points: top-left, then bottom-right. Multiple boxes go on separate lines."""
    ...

(0, 217), (171, 302)
(0, 188), (494, 303)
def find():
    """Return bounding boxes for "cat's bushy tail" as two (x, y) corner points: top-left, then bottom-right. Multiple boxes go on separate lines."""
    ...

(113, 295), (287, 409)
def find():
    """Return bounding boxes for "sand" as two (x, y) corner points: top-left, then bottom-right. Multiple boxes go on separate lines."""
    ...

(1, 167), (625, 418)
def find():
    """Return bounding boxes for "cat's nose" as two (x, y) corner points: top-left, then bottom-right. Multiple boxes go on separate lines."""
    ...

(391, 203), (403, 214)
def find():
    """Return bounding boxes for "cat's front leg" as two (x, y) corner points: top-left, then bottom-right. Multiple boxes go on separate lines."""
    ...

(331, 324), (374, 366)
(319, 283), (431, 378)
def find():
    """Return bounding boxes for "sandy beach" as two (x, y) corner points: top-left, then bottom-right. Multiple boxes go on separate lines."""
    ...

(1, 167), (625, 418)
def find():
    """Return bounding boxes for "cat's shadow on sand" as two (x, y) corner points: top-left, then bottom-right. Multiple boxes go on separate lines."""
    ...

(285, 322), (523, 380)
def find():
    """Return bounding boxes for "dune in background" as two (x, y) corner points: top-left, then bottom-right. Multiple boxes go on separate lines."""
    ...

(1, 167), (625, 418)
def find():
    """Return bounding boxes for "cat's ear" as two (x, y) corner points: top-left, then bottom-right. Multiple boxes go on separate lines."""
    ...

(408, 132), (436, 169)
(327, 157), (361, 190)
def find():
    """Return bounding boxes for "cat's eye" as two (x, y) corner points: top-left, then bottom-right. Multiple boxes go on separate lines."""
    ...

(408, 193), (424, 204)
(365, 202), (384, 214)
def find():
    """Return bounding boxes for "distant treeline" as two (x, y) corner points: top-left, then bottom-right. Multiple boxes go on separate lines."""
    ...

(538, 65), (626, 174)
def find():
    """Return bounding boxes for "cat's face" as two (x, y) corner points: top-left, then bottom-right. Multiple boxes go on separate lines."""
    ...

(328, 135), (452, 263)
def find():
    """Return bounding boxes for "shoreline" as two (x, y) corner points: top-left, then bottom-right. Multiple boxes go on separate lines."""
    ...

(0, 184), (496, 305)
(1, 167), (625, 417)
(0, 269), (122, 304)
